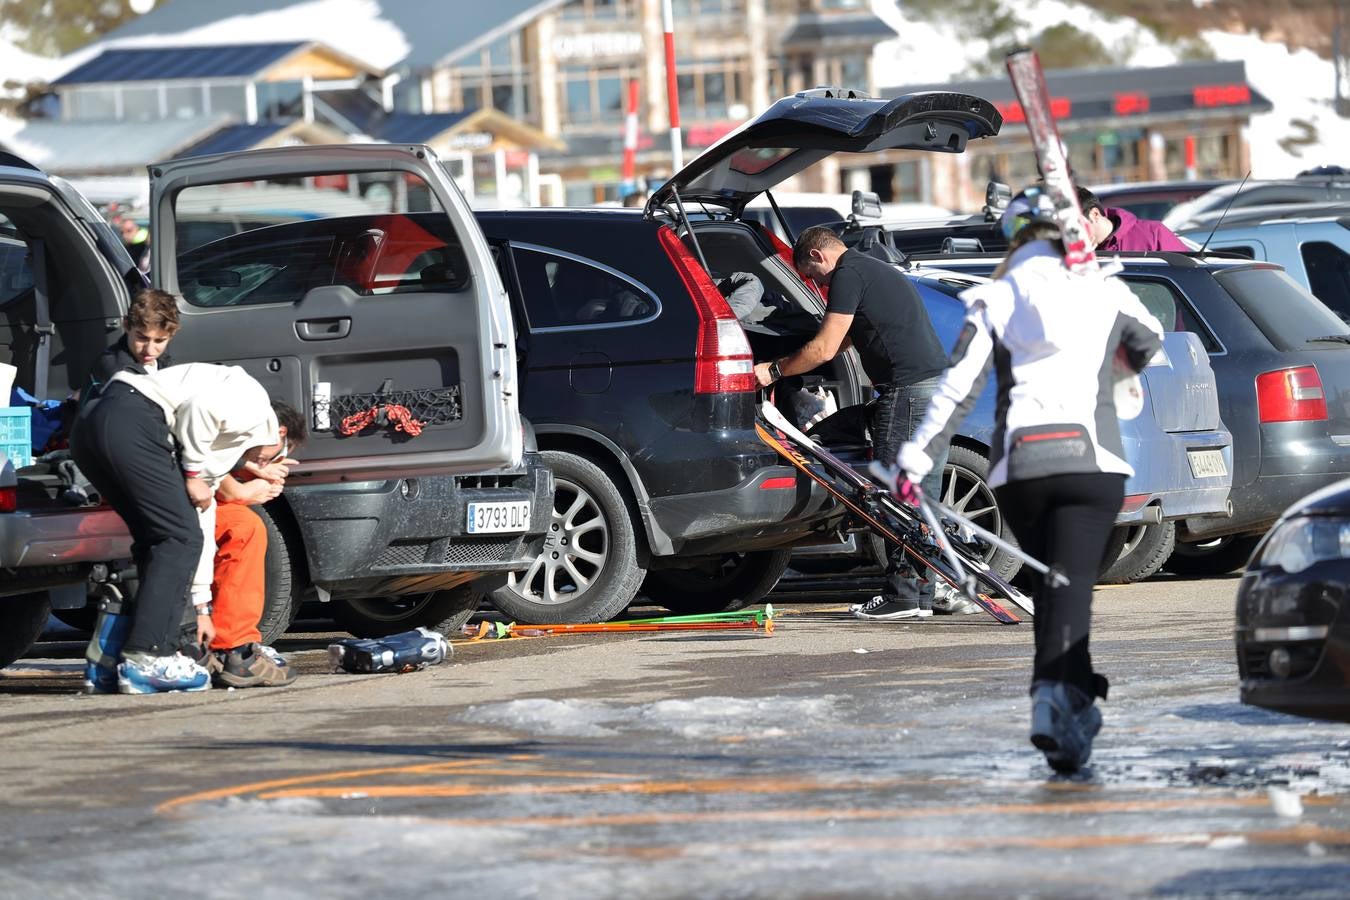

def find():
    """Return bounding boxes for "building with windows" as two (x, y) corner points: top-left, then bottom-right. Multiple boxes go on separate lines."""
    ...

(878, 60), (1273, 211)
(82, 0), (897, 205)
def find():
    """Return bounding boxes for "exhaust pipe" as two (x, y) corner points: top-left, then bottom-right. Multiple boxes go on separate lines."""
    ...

(1141, 505), (1163, 525)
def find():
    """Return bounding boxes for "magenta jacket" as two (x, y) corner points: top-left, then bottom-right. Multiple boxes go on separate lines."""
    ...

(1099, 206), (1189, 253)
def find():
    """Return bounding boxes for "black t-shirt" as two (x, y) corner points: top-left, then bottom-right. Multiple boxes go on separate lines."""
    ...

(826, 249), (947, 387)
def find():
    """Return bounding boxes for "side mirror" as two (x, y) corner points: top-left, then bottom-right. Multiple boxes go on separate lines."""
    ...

(984, 181), (1012, 221)
(851, 190), (884, 219)
(942, 237), (985, 254)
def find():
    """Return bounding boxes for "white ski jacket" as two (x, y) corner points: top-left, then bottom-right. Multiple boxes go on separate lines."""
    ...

(897, 241), (1164, 488)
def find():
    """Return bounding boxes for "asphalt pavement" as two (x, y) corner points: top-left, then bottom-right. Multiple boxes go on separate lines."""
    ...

(3, 574), (1349, 898)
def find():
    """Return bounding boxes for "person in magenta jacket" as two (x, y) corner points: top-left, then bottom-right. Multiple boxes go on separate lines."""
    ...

(1077, 187), (1190, 252)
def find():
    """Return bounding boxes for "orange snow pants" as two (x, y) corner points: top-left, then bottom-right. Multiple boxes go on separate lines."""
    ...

(209, 501), (267, 651)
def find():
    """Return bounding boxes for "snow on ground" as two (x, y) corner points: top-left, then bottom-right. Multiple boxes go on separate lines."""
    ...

(1203, 30), (1350, 178)
(464, 695), (841, 741)
(0, 32), (64, 98)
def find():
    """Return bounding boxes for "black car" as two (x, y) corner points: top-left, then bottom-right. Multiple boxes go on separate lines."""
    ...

(1236, 477), (1350, 722)
(918, 252), (1350, 577)
(473, 87), (1003, 624)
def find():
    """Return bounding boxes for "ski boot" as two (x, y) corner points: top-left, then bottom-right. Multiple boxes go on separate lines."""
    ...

(328, 627), (451, 674)
(82, 583), (132, 695)
(1029, 680), (1101, 774)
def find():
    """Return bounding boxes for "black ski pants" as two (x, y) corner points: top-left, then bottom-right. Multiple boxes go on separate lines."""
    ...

(995, 472), (1124, 699)
(872, 377), (948, 602)
(70, 381), (202, 656)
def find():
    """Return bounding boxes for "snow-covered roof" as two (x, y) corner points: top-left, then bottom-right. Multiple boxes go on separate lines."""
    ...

(3, 116), (232, 175)
(87, 0), (567, 74)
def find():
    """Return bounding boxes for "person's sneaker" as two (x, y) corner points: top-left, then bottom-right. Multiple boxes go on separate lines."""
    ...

(852, 595), (931, 620)
(1029, 680), (1103, 774)
(258, 644), (288, 667)
(117, 652), (211, 694)
(215, 643), (297, 688)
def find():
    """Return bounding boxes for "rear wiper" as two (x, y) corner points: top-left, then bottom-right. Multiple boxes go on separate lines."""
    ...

(1307, 334), (1350, 344)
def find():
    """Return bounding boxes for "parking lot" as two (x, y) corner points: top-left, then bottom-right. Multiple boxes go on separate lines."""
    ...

(4, 574), (1349, 898)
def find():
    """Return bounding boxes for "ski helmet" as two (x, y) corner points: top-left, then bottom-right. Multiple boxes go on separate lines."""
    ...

(999, 186), (1059, 242)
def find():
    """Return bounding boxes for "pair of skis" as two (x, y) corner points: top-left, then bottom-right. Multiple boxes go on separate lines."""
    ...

(757, 402), (1037, 625)
(1005, 48), (1145, 419)
(464, 606), (776, 639)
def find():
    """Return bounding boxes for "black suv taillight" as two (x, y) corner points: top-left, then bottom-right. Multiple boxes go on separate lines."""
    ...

(1256, 365), (1328, 423)
(657, 226), (756, 394)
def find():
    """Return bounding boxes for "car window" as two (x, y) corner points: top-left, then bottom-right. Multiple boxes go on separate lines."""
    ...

(511, 245), (657, 330)
(1119, 278), (1223, 352)
(1213, 245), (1256, 259)
(174, 171), (468, 307)
(1216, 266), (1350, 350)
(1299, 240), (1350, 322)
(0, 238), (32, 306)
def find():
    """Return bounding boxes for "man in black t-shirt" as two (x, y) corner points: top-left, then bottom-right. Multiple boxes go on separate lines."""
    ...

(754, 226), (959, 620)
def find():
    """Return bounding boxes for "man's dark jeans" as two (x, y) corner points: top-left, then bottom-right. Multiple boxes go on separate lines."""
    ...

(872, 377), (948, 602)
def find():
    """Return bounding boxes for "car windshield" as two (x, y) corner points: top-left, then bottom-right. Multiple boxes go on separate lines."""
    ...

(1215, 266), (1350, 350)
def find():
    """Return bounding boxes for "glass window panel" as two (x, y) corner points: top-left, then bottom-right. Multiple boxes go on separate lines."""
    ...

(173, 172), (460, 306)
(64, 86), (118, 120)
(164, 85), (203, 119)
(256, 80), (303, 119)
(677, 73), (697, 112)
(512, 247), (657, 329)
(566, 77), (592, 121)
(597, 77), (623, 118)
(492, 83), (516, 116)
(121, 85), (161, 121)
(206, 84), (247, 118)
(703, 72), (726, 116)
(462, 81), (483, 112)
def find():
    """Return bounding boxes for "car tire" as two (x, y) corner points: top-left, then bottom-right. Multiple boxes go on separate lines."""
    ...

(489, 450), (644, 624)
(1165, 534), (1262, 577)
(937, 444), (1022, 581)
(330, 584), (479, 638)
(1100, 521), (1176, 584)
(0, 592), (52, 669)
(643, 549), (793, 615)
(257, 503), (306, 644)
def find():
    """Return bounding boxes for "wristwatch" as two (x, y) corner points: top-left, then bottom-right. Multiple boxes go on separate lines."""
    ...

(767, 360), (783, 382)
(195, 602), (214, 616)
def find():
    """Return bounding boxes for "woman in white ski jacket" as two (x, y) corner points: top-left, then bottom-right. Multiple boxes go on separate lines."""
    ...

(894, 190), (1164, 773)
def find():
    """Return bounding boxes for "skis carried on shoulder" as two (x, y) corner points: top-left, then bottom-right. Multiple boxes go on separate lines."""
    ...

(756, 402), (1025, 625)
(1006, 47), (1144, 419)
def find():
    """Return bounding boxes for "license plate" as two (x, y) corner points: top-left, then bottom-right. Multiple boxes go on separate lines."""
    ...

(1188, 449), (1228, 478)
(466, 501), (531, 534)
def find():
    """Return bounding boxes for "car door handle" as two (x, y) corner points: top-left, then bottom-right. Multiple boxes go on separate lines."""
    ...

(295, 317), (351, 341)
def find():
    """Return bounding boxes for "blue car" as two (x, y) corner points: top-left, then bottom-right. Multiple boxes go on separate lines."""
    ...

(904, 267), (1233, 583)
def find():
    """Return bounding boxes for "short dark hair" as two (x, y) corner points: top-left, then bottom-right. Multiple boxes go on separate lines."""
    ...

(792, 225), (845, 270)
(125, 288), (180, 334)
(1076, 186), (1105, 216)
(271, 400), (308, 449)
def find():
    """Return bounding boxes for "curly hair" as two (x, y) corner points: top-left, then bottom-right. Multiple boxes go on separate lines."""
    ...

(125, 288), (181, 334)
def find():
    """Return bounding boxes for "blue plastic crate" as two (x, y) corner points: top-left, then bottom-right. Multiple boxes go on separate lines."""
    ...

(0, 407), (32, 469)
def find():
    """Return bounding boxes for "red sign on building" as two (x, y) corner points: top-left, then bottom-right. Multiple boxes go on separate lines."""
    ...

(1113, 92), (1150, 116)
(995, 97), (1072, 123)
(1193, 84), (1251, 108)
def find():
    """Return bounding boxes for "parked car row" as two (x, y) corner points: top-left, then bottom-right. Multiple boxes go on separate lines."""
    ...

(0, 88), (1010, 666)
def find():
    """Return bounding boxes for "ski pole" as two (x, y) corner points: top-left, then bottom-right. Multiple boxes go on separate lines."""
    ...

(929, 498), (1070, 588)
(913, 488), (980, 602)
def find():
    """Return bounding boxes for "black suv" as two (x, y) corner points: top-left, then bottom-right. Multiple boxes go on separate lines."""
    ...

(474, 88), (1003, 623)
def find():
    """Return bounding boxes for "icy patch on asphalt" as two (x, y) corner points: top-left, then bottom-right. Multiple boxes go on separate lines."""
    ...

(464, 695), (839, 740)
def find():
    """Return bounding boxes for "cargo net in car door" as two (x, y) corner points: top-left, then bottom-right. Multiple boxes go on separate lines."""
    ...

(331, 383), (462, 438)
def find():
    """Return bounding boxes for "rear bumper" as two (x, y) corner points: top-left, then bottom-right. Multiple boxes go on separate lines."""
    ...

(648, 465), (837, 555)
(284, 452), (554, 590)
(1119, 428), (1232, 525)
(0, 507), (130, 572)
(1188, 427), (1350, 541)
